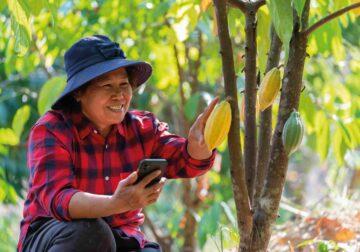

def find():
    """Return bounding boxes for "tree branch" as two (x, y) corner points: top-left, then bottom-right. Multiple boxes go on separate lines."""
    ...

(173, 44), (190, 135)
(243, 4), (258, 206)
(226, 0), (246, 12)
(226, 0), (266, 13)
(252, 0), (311, 250)
(254, 25), (282, 208)
(213, 0), (253, 249)
(303, 2), (360, 37)
(191, 30), (203, 94)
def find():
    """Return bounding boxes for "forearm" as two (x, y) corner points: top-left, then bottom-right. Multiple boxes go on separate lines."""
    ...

(68, 191), (129, 219)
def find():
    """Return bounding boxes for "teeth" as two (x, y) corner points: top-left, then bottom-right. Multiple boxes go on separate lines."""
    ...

(109, 104), (125, 111)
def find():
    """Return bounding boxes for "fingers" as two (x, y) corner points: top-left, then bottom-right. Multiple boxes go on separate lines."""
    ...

(118, 171), (138, 187)
(115, 173), (166, 211)
(138, 170), (162, 188)
(192, 96), (219, 126)
(146, 177), (166, 192)
(144, 177), (166, 199)
(146, 180), (165, 204)
(202, 96), (219, 123)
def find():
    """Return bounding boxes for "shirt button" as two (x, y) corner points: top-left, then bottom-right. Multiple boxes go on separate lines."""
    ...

(93, 129), (98, 134)
(105, 144), (109, 149)
(105, 176), (110, 181)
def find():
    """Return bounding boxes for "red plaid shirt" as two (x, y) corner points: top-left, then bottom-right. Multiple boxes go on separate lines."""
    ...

(18, 109), (215, 251)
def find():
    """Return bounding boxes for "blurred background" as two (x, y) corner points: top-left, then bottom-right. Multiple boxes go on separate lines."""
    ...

(0, 0), (359, 251)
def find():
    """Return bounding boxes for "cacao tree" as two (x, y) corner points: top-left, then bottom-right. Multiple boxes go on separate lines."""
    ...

(1, 0), (360, 251)
(212, 0), (360, 251)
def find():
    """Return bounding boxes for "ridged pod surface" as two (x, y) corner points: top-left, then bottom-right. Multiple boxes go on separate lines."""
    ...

(258, 67), (281, 111)
(204, 100), (232, 150)
(282, 111), (304, 156)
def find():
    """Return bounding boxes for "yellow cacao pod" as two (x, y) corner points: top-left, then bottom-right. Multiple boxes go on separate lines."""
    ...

(258, 67), (281, 111)
(204, 100), (232, 150)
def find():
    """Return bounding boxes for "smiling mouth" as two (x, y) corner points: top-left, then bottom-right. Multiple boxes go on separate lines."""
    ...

(108, 104), (125, 112)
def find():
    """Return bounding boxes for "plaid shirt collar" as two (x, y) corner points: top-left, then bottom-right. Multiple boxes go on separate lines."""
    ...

(67, 109), (125, 139)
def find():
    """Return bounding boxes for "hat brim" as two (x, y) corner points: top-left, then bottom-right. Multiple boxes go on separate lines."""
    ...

(52, 58), (152, 109)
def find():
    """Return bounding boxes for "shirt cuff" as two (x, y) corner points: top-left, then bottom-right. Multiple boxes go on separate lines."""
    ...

(183, 140), (216, 168)
(52, 188), (81, 221)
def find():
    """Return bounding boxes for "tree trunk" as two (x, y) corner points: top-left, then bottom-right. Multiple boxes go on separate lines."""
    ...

(250, 2), (311, 250)
(213, 0), (253, 250)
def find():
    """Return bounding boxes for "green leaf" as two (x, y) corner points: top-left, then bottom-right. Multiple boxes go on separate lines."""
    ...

(312, 19), (345, 61)
(0, 128), (19, 146)
(0, 145), (9, 156)
(332, 126), (347, 166)
(28, 0), (45, 16)
(267, 0), (293, 63)
(220, 201), (237, 228)
(184, 93), (200, 121)
(37, 75), (67, 115)
(198, 203), (221, 248)
(295, 239), (315, 248)
(299, 92), (316, 133)
(0, 179), (17, 204)
(0, 183), (5, 202)
(293, 0), (306, 26)
(318, 241), (330, 252)
(152, 1), (172, 20)
(315, 112), (330, 161)
(7, 0), (32, 55)
(257, 6), (271, 77)
(168, 2), (200, 42)
(339, 120), (354, 149)
(12, 105), (31, 138)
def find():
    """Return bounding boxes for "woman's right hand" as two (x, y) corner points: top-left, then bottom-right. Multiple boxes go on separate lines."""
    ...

(110, 171), (166, 213)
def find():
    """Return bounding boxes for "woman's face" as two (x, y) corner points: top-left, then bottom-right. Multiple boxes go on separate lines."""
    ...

(74, 67), (133, 136)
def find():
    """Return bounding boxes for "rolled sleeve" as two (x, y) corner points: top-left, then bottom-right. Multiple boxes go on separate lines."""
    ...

(51, 187), (80, 221)
(30, 124), (79, 221)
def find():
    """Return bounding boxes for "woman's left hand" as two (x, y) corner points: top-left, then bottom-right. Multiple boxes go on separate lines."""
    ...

(187, 96), (219, 160)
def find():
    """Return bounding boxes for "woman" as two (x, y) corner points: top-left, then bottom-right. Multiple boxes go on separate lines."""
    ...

(18, 35), (217, 252)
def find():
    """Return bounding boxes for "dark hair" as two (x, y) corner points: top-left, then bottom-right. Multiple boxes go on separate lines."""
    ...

(55, 81), (90, 111)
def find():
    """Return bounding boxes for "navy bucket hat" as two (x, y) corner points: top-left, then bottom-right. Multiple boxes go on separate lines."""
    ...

(51, 35), (152, 109)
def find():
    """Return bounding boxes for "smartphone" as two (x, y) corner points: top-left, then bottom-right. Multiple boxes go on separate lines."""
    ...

(135, 159), (167, 187)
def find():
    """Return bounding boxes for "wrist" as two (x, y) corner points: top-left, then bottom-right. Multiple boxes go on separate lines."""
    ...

(109, 195), (130, 214)
(187, 140), (212, 160)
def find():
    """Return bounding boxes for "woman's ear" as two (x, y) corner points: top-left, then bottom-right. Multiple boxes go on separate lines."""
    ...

(72, 90), (81, 102)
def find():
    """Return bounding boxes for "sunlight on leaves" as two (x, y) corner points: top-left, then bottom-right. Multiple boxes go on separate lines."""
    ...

(7, 0), (31, 55)
(184, 92), (200, 121)
(0, 128), (19, 146)
(38, 75), (66, 115)
(257, 6), (271, 77)
(198, 203), (221, 248)
(315, 112), (330, 161)
(266, 0), (293, 63)
(294, 0), (306, 26)
(12, 105), (31, 138)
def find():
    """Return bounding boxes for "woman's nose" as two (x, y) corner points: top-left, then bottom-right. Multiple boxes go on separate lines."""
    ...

(111, 87), (124, 98)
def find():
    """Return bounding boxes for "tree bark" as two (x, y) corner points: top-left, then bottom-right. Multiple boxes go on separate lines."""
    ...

(213, 0), (253, 250)
(243, 4), (259, 205)
(251, 1), (311, 250)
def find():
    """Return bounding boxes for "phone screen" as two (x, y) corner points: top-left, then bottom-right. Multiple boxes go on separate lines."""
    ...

(135, 159), (167, 187)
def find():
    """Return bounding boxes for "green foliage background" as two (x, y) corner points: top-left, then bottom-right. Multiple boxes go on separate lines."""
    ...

(0, 0), (359, 251)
